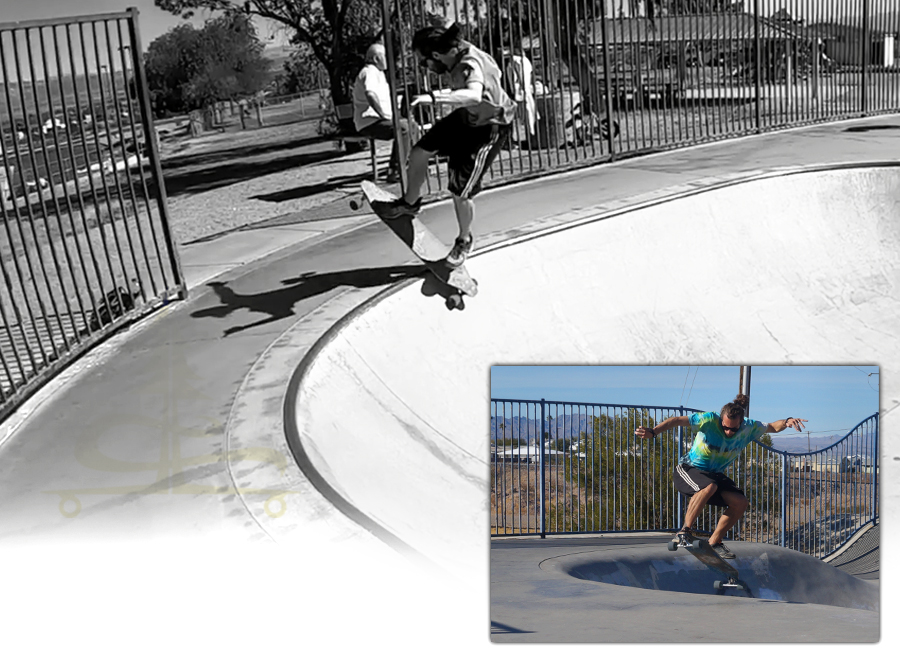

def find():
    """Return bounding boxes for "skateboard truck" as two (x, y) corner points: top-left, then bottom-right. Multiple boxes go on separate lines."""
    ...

(667, 530), (751, 596)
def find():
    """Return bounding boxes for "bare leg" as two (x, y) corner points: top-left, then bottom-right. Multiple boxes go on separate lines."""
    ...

(452, 194), (474, 240)
(708, 491), (749, 545)
(402, 146), (433, 205)
(682, 483), (717, 530)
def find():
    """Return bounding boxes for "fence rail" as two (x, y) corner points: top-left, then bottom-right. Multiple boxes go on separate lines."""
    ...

(490, 399), (879, 559)
(1, 9), (184, 419)
(385, 0), (900, 195)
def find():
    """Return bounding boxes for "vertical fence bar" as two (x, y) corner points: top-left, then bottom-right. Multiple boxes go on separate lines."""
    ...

(126, 9), (184, 298)
(861, 0), (869, 114)
(539, 398), (546, 537)
(780, 452), (787, 547)
(0, 10), (183, 419)
(872, 413), (878, 522)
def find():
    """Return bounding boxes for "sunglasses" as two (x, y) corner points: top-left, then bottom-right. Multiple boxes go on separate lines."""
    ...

(722, 423), (741, 433)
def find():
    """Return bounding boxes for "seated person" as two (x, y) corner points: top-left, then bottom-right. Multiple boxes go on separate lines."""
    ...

(352, 44), (410, 183)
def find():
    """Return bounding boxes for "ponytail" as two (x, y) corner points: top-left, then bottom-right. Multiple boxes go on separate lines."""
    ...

(720, 393), (749, 419)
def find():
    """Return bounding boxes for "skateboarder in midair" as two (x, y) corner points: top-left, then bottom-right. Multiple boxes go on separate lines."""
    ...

(380, 22), (517, 267)
(634, 394), (806, 559)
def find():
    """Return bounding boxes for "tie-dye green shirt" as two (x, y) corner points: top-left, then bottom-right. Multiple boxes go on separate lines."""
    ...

(680, 411), (768, 473)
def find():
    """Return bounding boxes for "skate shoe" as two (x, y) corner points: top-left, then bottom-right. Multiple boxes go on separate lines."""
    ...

(710, 541), (735, 559)
(379, 196), (421, 219)
(445, 233), (474, 268)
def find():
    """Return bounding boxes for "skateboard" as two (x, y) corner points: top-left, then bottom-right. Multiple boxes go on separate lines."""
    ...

(351, 180), (478, 310)
(667, 531), (751, 595)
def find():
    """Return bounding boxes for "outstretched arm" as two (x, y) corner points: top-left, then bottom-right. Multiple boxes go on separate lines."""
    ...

(766, 417), (807, 433)
(634, 416), (691, 440)
(411, 81), (484, 109)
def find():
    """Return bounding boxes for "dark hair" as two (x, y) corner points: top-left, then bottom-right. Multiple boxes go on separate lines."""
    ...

(412, 22), (462, 55)
(720, 394), (749, 420)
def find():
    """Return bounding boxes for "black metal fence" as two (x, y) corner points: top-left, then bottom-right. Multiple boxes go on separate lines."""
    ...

(384, 0), (900, 193)
(0, 9), (184, 419)
(491, 399), (879, 559)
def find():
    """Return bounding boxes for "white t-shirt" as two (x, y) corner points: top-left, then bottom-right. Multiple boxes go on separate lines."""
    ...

(352, 64), (391, 131)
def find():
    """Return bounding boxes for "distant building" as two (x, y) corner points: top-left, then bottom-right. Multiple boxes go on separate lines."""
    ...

(808, 23), (897, 67)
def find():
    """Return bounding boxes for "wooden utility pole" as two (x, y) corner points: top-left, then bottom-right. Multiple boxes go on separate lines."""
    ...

(739, 366), (751, 415)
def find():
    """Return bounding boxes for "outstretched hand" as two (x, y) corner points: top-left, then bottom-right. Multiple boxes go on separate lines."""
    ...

(634, 426), (654, 439)
(786, 417), (808, 432)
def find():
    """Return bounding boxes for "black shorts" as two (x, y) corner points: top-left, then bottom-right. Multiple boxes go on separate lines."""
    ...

(416, 109), (511, 199)
(673, 463), (744, 508)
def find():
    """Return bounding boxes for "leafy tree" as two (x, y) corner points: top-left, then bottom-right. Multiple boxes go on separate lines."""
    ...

(155, 0), (384, 119)
(272, 44), (328, 95)
(145, 12), (271, 116)
(545, 408), (681, 533)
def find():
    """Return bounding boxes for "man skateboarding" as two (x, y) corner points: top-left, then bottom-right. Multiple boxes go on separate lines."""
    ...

(379, 21), (516, 267)
(634, 394), (806, 560)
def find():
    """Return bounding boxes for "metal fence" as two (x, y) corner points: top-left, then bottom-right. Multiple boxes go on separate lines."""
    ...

(384, 0), (900, 193)
(490, 399), (879, 559)
(0, 9), (184, 419)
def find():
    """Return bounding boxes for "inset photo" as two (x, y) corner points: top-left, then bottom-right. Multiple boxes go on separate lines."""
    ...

(490, 365), (880, 644)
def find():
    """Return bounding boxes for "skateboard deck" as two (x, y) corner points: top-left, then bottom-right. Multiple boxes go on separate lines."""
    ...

(667, 533), (750, 594)
(355, 180), (478, 309)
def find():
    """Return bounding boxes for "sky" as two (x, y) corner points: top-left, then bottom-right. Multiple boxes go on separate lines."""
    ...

(490, 365), (880, 444)
(0, 0), (290, 49)
(0, 0), (878, 50)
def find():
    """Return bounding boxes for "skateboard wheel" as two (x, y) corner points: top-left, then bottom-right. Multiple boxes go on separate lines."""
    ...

(446, 294), (465, 310)
(713, 580), (723, 591)
(667, 541), (678, 552)
(349, 199), (360, 210)
(690, 539), (704, 551)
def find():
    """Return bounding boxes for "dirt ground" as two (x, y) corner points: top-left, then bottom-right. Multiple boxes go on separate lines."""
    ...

(157, 118), (390, 245)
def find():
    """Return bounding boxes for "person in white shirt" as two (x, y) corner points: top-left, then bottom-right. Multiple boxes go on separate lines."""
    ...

(352, 44), (410, 182)
(506, 51), (537, 136)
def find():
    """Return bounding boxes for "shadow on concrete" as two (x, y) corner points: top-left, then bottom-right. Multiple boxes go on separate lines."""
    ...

(190, 266), (424, 336)
(490, 621), (534, 635)
(843, 124), (900, 132)
(162, 147), (344, 197)
(161, 135), (332, 170)
(251, 172), (381, 203)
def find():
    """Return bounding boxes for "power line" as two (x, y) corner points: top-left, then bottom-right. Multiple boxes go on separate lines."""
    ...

(685, 366), (700, 407)
(778, 428), (856, 437)
(679, 366), (691, 405)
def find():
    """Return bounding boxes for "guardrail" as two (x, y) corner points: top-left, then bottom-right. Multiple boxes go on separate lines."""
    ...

(491, 399), (879, 558)
(0, 9), (184, 420)
(385, 0), (900, 194)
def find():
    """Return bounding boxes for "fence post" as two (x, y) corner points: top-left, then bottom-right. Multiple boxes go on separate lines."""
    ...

(540, 399), (546, 539)
(380, 0), (408, 193)
(861, 0), (869, 114)
(780, 453), (787, 547)
(753, 0), (762, 132)
(598, 0), (615, 158)
(126, 8), (185, 299)
(676, 407), (684, 527)
(872, 412), (879, 522)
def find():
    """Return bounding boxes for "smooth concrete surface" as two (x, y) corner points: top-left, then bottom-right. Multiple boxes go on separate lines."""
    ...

(0, 116), (898, 656)
(289, 164), (899, 579)
(550, 541), (878, 610)
(491, 535), (880, 643)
